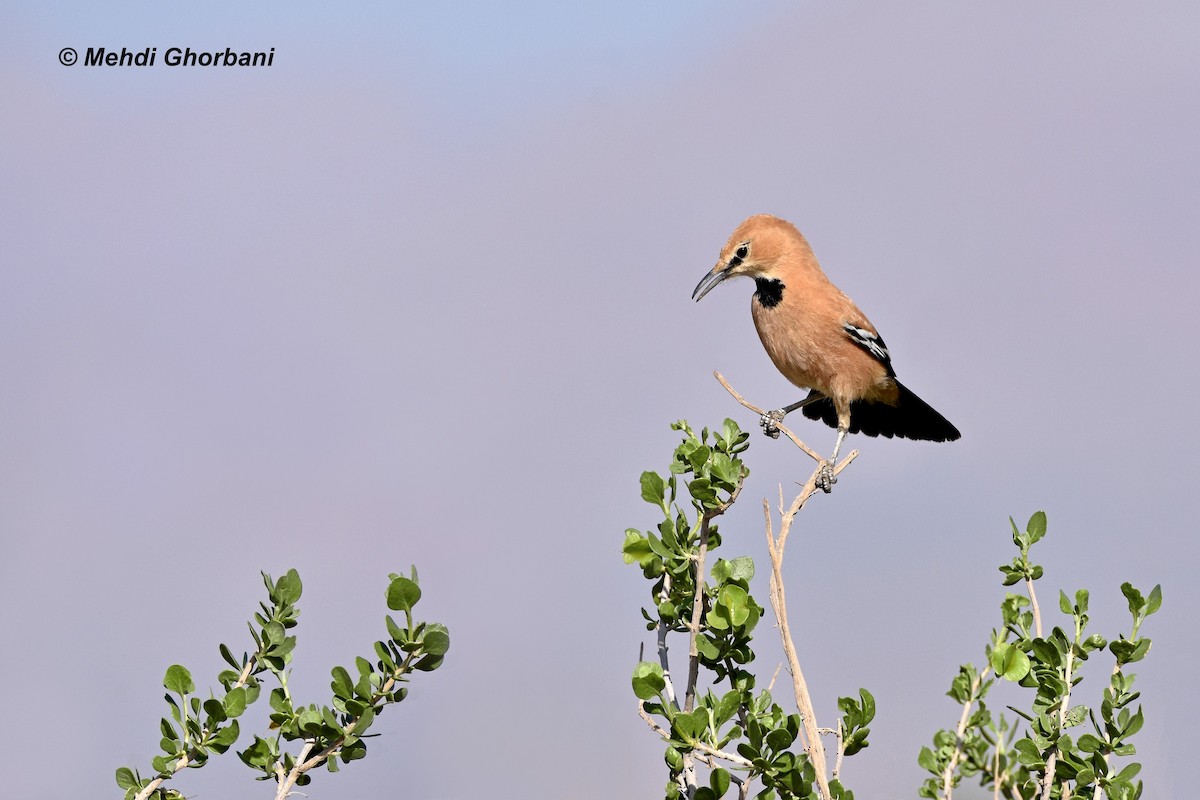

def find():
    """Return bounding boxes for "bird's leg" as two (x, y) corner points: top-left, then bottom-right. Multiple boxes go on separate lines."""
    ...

(816, 427), (848, 493)
(760, 395), (823, 439)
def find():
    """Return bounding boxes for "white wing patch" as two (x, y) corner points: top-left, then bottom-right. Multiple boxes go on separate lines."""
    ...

(843, 323), (893, 369)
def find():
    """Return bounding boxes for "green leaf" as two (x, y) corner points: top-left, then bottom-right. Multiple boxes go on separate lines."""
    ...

(858, 688), (876, 723)
(422, 624), (451, 656)
(724, 556), (754, 583)
(385, 614), (405, 642)
(991, 642), (1032, 681)
(1120, 582), (1144, 616)
(269, 687), (290, 713)
(1116, 762), (1141, 782)
(1074, 588), (1089, 615)
(331, 666), (354, 699)
(203, 698), (227, 723)
(413, 653), (444, 672)
(211, 719), (240, 749)
(1013, 738), (1044, 767)
(624, 527), (652, 566)
(710, 767), (731, 798)
(671, 709), (708, 742)
(843, 727), (870, 756)
(115, 767), (137, 789)
(1147, 584), (1163, 615)
(276, 569), (303, 605)
(219, 643), (240, 669)
(1059, 590), (1073, 615)
(632, 661), (666, 700)
(764, 727), (796, 751)
(224, 686), (247, 718)
(717, 584), (750, 626)
(355, 705), (376, 737)
(387, 576), (422, 611)
(1026, 511), (1047, 542)
(1123, 706), (1144, 737)
(163, 665), (194, 695)
(641, 471), (667, 509)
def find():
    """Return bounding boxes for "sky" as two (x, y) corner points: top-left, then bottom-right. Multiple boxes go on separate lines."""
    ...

(2, 2), (1197, 798)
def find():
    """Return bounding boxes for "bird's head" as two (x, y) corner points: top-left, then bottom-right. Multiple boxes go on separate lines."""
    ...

(692, 214), (812, 302)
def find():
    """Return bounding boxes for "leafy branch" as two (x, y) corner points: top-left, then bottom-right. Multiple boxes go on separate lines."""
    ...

(116, 568), (449, 800)
(919, 512), (1161, 800)
(624, 402), (869, 799)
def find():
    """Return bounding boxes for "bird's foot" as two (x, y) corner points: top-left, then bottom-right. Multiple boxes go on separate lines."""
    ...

(816, 460), (837, 493)
(760, 409), (786, 439)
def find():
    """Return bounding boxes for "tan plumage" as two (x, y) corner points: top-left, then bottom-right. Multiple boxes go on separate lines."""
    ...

(693, 214), (959, 483)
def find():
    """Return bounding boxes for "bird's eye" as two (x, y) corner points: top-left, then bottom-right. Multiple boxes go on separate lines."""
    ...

(735, 244), (749, 260)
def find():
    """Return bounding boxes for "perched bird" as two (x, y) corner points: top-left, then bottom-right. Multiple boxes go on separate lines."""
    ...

(692, 214), (959, 489)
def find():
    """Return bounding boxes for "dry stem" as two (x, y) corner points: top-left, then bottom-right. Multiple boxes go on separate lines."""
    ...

(1026, 576), (1044, 639)
(684, 519), (712, 713)
(716, 372), (857, 800)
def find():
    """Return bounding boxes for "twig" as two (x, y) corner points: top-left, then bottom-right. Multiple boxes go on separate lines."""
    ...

(714, 371), (824, 463)
(684, 518), (711, 714)
(275, 661), (413, 800)
(640, 703), (758, 773)
(716, 372), (860, 800)
(767, 663), (782, 694)
(833, 719), (846, 780)
(941, 666), (991, 799)
(764, 498), (833, 800)
(638, 702), (672, 739)
(695, 742), (756, 770)
(657, 577), (681, 711)
(1026, 576), (1043, 640)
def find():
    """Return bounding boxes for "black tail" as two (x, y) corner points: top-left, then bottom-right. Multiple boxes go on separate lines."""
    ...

(800, 382), (960, 442)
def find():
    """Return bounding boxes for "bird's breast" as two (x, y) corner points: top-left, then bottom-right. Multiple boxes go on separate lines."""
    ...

(751, 294), (892, 402)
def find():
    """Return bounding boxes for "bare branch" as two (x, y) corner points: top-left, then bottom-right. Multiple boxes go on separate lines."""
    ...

(763, 497), (833, 800)
(715, 372), (863, 800)
(1026, 577), (1043, 640)
(638, 702), (672, 740)
(714, 371), (824, 463)
(833, 719), (846, 781)
(684, 519), (712, 714)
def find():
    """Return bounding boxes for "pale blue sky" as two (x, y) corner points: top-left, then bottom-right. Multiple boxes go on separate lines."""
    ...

(3, 3), (1197, 798)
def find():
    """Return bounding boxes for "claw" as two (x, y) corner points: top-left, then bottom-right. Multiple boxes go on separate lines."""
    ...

(760, 409), (786, 439)
(815, 460), (837, 493)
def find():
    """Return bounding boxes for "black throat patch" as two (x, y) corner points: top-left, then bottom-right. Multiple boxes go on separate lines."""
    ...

(754, 277), (785, 309)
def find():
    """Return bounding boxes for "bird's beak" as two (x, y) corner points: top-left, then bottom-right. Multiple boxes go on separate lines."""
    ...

(692, 264), (733, 302)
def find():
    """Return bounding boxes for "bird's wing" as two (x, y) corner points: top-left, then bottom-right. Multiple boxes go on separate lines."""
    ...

(841, 321), (896, 378)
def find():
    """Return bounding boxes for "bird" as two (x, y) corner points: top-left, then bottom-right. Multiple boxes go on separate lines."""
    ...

(692, 214), (959, 490)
